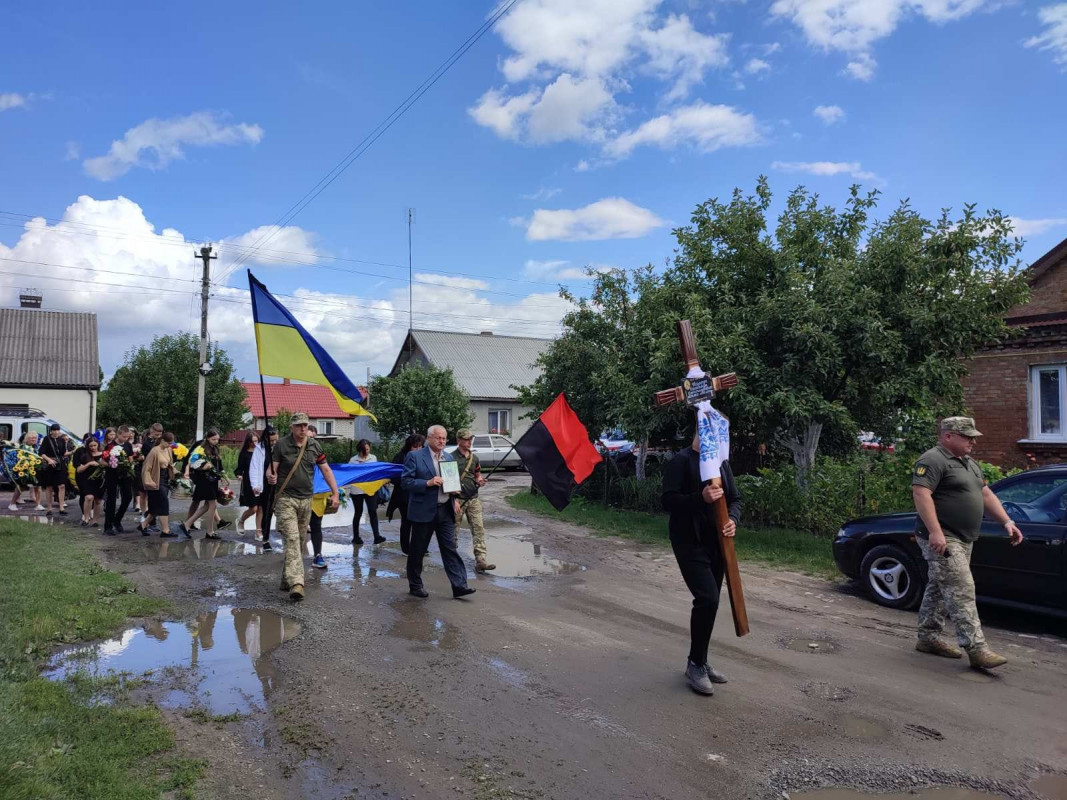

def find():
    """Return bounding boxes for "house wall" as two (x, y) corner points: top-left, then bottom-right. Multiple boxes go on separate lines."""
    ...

(1014, 267), (1067, 317)
(0, 387), (96, 433)
(467, 400), (536, 441)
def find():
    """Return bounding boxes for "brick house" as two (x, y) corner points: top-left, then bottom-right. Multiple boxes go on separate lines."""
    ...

(962, 237), (1067, 467)
(233, 379), (373, 442)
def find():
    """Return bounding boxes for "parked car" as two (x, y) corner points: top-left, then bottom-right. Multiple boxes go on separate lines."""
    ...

(858, 432), (896, 453)
(833, 465), (1067, 613)
(446, 434), (523, 470)
(599, 429), (635, 454)
(0, 407), (80, 444)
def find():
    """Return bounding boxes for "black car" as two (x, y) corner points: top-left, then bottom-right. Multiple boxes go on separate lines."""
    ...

(833, 465), (1066, 612)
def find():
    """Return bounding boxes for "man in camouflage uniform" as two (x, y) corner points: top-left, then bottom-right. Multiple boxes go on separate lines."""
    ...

(912, 416), (1024, 670)
(453, 429), (495, 573)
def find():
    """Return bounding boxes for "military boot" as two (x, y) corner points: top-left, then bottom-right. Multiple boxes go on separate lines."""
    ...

(916, 638), (963, 659)
(289, 584), (305, 601)
(475, 559), (496, 573)
(968, 647), (1008, 670)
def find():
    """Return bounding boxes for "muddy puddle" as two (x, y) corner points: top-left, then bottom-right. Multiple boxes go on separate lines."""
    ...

(47, 606), (301, 714)
(794, 788), (1007, 800)
(470, 517), (585, 578)
(388, 610), (459, 650)
(148, 539), (261, 560)
(839, 715), (889, 740)
(317, 539), (403, 588)
(1033, 774), (1067, 800)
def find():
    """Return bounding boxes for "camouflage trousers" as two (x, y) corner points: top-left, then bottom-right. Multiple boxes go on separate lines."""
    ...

(458, 496), (487, 560)
(916, 537), (986, 651)
(276, 494), (313, 591)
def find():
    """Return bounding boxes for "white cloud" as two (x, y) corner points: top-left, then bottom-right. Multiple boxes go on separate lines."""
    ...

(522, 187), (562, 201)
(0, 196), (573, 378)
(472, 0), (753, 156)
(524, 259), (612, 281)
(606, 101), (761, 158)
(640, 14), (731, 99)
(772, 159), (880, 180)
(770, 0), (993, 79)
(64, 141), (80, 161)
(745, 58), (771, 73)
(1008, 216), (1067, 237)
(575, 160), (591, 172)
(524, 197), (665, 241)
(83, 111), (264, 181)
(221, 225), (320, 266)
(1025, 4), (1067, 68)
(813, 104), (846, 124)
(844, 52), (877, 80)
(0, 93), (27, 111)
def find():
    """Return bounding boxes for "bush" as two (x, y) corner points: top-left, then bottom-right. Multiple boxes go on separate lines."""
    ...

(219, 445), (239, 478)
(319, 437), (402, 465)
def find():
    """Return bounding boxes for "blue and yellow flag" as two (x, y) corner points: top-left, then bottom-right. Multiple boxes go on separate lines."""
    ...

(248, 271), (374, 420)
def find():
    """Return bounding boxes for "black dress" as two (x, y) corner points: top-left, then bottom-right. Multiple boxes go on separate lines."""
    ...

(75, 449), (105, 498)
(190, 445), (222, 503)
(236, 449), (256, 506)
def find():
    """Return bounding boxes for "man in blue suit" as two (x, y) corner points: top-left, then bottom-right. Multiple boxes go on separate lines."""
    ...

(402, 424), (475, 599)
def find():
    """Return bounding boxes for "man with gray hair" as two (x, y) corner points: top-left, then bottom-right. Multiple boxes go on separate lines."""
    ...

(912, 416), (1023, 670)
(401, 424), (475, 599)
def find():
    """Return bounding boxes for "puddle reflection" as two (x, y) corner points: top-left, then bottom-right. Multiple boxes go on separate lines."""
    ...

(482, 532), (584, 578)
(47, 606), (301, 714)
(148, 539), (261, 561)
(388, 609), (459, 650)
(317, 539), (402, 588)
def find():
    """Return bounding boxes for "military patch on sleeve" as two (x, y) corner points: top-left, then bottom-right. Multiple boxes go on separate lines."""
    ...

(914, 464), (927, 477)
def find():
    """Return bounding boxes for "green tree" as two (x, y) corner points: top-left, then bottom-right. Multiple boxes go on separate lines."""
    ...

(368, 364), (473, 441)
(657, 178), (1030, 486)
(98, 333), (248, 442)
(272, 408), (294, 431)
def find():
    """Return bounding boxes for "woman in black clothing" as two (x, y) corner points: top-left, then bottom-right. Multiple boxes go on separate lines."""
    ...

(235, 430), (259, 533)
(75, 438), (106, 527)
(386, 433), (424, 555)
(182, 429), (223, 539)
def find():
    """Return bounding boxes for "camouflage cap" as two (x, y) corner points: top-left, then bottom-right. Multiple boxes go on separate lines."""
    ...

(289, 411), (310, 426)
(940, 416), (982, 437)
(456, 428), (474, 440)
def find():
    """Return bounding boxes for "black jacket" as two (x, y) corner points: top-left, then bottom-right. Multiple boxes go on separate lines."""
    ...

(661, 449), (741, 543)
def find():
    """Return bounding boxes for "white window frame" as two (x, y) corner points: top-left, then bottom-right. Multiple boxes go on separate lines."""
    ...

(488, 408), (511, 436)
(317, 420), (334, 436)
(1029, 364), (1067, 442)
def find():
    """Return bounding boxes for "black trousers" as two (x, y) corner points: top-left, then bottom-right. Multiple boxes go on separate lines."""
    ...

(670, 528), (725, 666)
(260, 486), (274, 543)
(351, 493), (380, 541)
(104, 473), (132, 531)
(407, 502), (468, 592)
(309, 510), (323, 556)
(399, 512), (412, 555)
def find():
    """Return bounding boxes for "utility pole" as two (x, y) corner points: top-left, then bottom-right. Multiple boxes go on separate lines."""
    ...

(407, 208), (414, 360)
(194, 245), (217, 442)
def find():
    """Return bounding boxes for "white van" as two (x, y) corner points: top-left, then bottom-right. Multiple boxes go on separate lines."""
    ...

(0, 406), (82, 444)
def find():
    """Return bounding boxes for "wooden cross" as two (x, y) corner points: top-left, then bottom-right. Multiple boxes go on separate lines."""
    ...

(654, 320), (750, 637)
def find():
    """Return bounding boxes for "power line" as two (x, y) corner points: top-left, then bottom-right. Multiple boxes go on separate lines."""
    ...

(214, 0), (524, 285)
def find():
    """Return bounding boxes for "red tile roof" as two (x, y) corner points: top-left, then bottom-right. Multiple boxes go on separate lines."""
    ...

(242, 382), (356, 419)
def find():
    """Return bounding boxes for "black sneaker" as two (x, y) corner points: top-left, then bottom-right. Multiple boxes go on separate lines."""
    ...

(114, 521), (125, 533)
(373, 536), (387, 544)
(103, 528), (116, 536)
(159, 531), (178, 538)
(58, 509), (68, 516)
(352, 537), (364, 546)
(140, 527), (150, 537)
(179, 523), (191, 539)
(452, 587), (476, 599)
(217, 519), (232, 530)
(262, 541), (273, 552)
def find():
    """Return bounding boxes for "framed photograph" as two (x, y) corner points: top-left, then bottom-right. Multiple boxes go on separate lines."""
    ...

(440, 460), (461, 494)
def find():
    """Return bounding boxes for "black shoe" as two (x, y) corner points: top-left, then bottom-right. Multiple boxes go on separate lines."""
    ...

(91, 522), (99, 528)
(114, 522), (125, 533)
(410, 587), (429, 598)
(58, 509), (68, 516)
(103, 528), (117, 536)
(179, 523), (191, 539)
(159, 531), (178, 538)
(452, 587), (476, 599)
(218, 520), (232, 530)
(140, 527), (150, 537)
(373, 536), (387, 544)
(262, 541), (273, 552)
(80, 520), (88, 528)
(352, 537), (364, 546)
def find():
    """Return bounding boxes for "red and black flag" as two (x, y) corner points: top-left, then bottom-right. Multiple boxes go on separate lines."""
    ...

(515, 393), (602, 511)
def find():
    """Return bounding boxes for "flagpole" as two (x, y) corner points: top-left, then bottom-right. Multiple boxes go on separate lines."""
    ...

(248, 271), (274, 535)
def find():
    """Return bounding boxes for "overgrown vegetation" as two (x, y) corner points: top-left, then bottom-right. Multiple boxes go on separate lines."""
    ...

(0, 517), (202, 799)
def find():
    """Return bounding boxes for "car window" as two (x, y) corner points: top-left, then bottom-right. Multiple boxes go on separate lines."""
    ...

(994, 475), (1067, 505)
(0, 424), (11, 441)
(472, 436), (491, 449)
(22, 421), (48, 438)
(491, 436), (511, 448)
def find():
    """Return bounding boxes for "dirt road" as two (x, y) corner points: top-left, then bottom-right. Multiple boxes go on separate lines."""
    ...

(54, 475), (1067, 800)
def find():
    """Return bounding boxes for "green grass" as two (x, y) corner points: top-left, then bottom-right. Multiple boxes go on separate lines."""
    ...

(506, 491), (839, 579)
(0, 517), (204, 799)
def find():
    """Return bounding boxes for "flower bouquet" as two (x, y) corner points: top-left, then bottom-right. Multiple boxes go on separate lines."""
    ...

(173, 476), (194, 497)
(322, 487), (349, 515)
(104, 446), (135, 478)
(189, 445), (221, 479)
(171, 442), (189, 461)
(2, 443), (42, 488)
(216, 485), (235, 506)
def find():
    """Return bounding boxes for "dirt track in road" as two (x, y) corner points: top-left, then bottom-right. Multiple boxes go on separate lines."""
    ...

(56, 475), (1067, 800)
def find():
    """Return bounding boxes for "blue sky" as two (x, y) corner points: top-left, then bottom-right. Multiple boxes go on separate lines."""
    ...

(1, 0), (1065, 383)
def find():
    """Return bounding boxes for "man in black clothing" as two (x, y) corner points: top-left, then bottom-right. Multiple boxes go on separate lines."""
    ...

(661, 432), (742, 697)
(104, 425), (135, 535)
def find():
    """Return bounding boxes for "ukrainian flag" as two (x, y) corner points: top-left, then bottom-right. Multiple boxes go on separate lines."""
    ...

(248, 271), (374, 420)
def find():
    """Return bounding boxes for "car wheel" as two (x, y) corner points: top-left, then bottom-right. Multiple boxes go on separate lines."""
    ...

(859, 544), (924, 610)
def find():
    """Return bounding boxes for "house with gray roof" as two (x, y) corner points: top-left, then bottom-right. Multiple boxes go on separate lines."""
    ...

(389, 329), (550, 440)
(0, 309), (100, 434)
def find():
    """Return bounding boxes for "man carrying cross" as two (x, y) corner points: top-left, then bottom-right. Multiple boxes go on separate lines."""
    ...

(655, 320), (748, 697)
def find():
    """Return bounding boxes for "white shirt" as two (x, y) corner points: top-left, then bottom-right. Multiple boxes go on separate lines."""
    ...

(347, 453), (377, 495)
